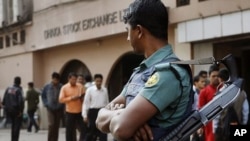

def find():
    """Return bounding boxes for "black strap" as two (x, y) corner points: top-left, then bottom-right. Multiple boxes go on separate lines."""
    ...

(152, 57), (194, 123)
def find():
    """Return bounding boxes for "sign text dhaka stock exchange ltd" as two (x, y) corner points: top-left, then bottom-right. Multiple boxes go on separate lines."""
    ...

(44, 9), (129, 40)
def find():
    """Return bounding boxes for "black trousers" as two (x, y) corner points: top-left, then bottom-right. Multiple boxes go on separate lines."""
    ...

(7, 112), (22, 141)
(65, 112), (87, 141)
(47, 108), (63, 141)
(85, 108), (107, 141)
(27, 109), (39, 131)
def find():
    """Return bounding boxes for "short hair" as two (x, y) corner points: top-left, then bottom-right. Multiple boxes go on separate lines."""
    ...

(218, 68), (229, 81)
(52, 72), (60, 80)
(198, 70), (207, 77)
(28, 82), (34, 88)
(94, 74), (103, 80)
(78, 74), (84, 78)
(208, 64), (219, 75)
(193, 75), (201, 83)
(14, 76), (21, 85)
(85, 74), (92, 82)
(68, 72), (78, 78)
(123, 0), (168, 40)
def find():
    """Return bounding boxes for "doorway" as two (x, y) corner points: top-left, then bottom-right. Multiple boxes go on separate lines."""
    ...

(214, 38), (250, 124)
(214, 39), (250, 92)
(60, 59), (91, 84)
(107, 52), (144, 101)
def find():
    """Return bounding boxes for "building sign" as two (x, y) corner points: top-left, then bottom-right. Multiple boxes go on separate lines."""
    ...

(44, 9), (129, 40)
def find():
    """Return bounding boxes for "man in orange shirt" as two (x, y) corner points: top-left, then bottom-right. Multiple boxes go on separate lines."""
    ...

(59, 72), (86, 141)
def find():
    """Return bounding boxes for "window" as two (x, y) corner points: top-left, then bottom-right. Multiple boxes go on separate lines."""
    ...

(12, 32), (18, 45)
(20, 29), (25, 43)
(0, 30), (25, 48)
(1, 0), (33, 28)
(0, 37), (3, 49)
(5, 0), (21, 24)
(0, 0), (3, 27)
(177, 0), (190, 7)
(5, 35), (10, 47)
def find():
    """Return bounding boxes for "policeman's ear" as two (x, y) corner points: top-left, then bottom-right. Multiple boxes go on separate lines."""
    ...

(136, 25), (143, 39)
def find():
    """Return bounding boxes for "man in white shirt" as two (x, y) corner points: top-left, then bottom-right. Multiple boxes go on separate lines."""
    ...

(82, 74), (109, 141)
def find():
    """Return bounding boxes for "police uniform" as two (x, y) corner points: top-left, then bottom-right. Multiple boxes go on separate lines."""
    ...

(121, 45), (192, 140)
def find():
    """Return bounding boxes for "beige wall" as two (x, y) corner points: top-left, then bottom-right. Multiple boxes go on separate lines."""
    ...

(34, 0), (74, 12)
(30, 0), (133, 50)
(0, 53), (33, 103)
(168, 24), (192, 62)
(193, 42), (214, 75)
(169, 0), (250, 23)
(3, 0), (246, 59)
(33, 52), (45, 88)
(0, 0), (134, 56)
(39, 33), (131, 87)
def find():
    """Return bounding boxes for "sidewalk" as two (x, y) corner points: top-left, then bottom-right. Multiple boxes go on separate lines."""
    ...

(0, 128), (114, 141)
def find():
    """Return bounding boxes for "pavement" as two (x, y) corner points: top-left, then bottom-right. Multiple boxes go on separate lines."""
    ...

(0, 128), (114, 141)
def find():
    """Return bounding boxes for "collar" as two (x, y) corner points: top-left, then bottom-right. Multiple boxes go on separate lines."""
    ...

(92, 85), (104, 91)
(138, 44), (173, 70)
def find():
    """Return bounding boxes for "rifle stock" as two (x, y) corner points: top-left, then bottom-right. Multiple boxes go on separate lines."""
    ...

(160, 54), (243, 141)
(221, 54), (238, 83)
(160, 79), (243, 141)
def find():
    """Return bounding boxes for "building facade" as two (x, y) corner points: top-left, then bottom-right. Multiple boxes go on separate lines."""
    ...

(0, 0), (250, 128)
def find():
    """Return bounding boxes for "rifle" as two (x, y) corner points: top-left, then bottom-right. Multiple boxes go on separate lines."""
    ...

(160, 54), (243, 141)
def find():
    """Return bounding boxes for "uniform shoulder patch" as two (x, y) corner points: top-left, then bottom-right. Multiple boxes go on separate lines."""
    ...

(145, 72), (160, 87)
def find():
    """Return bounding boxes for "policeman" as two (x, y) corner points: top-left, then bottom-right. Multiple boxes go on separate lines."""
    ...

(96, 0), (192, 140)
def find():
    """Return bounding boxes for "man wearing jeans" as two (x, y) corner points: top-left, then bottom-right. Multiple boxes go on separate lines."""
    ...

(41, 72), (64, 141)
(26, 82), (40, 133)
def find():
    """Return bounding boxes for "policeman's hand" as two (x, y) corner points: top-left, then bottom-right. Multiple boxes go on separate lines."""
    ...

(108, 103), (125, 111)
(133, 124), (153, 141)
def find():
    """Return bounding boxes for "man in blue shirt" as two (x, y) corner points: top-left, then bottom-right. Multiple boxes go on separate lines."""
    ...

(41, 72), (64, 141)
